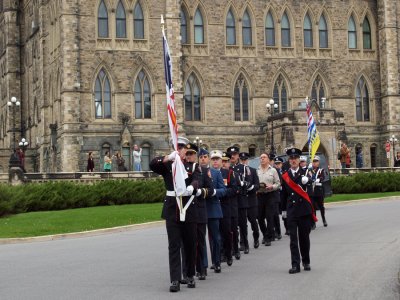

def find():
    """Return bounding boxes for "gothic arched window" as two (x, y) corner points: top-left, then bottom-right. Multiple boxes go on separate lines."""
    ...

(234, 75), (249, 121)
(348, 15), (357, 49)
(356, 76), (370, 122)
(311, 76), (326, 108)
(180, 7), (188, 44)
(116, 1), (126, 38)
(134, 70), (151, 119)
(273, 75), (288, 113)
(98, 0), (109, 38)
(363, 17), (372, 49)
(304, 13), (313, 48)
(184, 74), (201, 121)
(94, 69), (112, 119)
(281, 12), (291, 47)
(194, 8), (204, 44)
(319, 14), (328, 48)
(134, 2), (144, 39)
(265, 11), (275, 46)
(242, 9), (252, 46)
(226, 9), (236, 45)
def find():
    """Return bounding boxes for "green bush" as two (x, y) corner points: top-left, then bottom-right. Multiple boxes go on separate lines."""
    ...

(0, 179), (166, 217)
(331, 172), (400, 194)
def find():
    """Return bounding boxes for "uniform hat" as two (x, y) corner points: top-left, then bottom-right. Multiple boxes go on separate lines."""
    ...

(222, 152), (231, 161)
(286, 147), (302, 158)
(227, 146), (240, 155)
(274, 157), (284, 163)
(198, 148), (209, 157)
(300, 156), (307, 162)
(239, 152), (250, 160)
(169, 136), (190, 147)
(210, 150), (223, 159)
(185, 143), (198, 154)
(313, 155), (320, 161)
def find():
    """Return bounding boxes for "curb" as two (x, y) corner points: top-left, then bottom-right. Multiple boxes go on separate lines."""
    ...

(325, 196), (400, 206)
(0, 220), (164, 245)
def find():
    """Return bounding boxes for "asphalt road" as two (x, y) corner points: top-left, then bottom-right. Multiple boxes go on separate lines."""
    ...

(1, 199), (399, 300)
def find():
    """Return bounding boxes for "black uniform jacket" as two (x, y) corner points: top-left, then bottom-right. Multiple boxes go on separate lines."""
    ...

(232, 163), (253, 209)
(196, 166), (214, 224)
(281, 167), (312, 219)
(150, 156), (202, 223)
(247, 166), (260, 208)
(220, 168), (238, 219)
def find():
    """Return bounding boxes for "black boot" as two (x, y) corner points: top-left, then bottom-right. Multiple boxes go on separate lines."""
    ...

(170, 281), (180, 292)
(187, 277), (196, 288)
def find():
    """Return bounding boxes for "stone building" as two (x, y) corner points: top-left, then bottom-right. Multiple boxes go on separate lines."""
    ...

(0, 0), (399, 172)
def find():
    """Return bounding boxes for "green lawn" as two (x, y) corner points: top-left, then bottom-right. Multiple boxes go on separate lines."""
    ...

(1, 192), (400, 239)
(0, 203), (163, 238)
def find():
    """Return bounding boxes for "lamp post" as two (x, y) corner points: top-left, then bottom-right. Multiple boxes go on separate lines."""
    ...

(18, 138), (28, 172)
(7, 96), (21, 167)
(194, 136), (203, 148)
(389, 135), (398, 167)
(266, 99), (278, 155)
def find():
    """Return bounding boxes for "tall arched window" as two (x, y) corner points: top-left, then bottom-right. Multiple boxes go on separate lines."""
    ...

(363, 17), (372, 49)
(304, 13), (313, 48)
(281, 12), (291, 47)
(265, 11), (275, 46)
(180, 7), (188, 44)
(319, 15), (328, 48)
(134, 70), (151, 119)
(234, 75), (249, 121)
(98, 0), (109, 38)
(141, 143), (151, 171)
(242, 9), (252, 46)
(370, 143), (377, 167)
(94, 69), (112, 119)
(194, 9), (204, 44)
(311, 76), (325, 107)
(184, 74), (201, 121)
(356, 76), (370, 122)
(226, 9), (236, 45)
(348, 15), (357, 49)
(116, 1), (126, 38)
(273, 75), (288, 113)
(134, 2), (144, 39)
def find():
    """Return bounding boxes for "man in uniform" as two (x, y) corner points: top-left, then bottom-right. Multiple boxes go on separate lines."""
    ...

(300, 156), (308, 171)
(150, 137), (201, 292)
(307, 155), (328, 227)
(281, 148), (317, 274)
(274, 157), (289, 235)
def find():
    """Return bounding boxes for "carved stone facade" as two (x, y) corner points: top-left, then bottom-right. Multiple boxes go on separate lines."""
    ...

(0, 0), (399, 172)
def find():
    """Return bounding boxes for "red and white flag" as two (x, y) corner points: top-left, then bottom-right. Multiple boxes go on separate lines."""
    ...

(162, 25), (188, 197)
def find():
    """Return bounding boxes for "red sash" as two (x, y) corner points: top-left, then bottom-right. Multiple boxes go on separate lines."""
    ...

(282, 172), (318, 222)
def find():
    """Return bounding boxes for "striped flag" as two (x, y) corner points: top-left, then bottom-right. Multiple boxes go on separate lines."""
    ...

(162, 26), (188, 197)
(306, 98), (320, 161)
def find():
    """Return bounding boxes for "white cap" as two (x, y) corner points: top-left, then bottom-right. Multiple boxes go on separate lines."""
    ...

(169, 136), (189, 147)
(300, 156), (307, 162)
(313, 155), (320, 161)
(210, 150), (222, 159)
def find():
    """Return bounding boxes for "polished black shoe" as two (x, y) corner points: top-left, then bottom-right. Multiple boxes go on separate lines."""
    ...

(239, 245), (245, 251)
(261, 237), (266, 244)
(199, 270), (206, 280)
(323, 220), (328, 227)
(234, 252), (241, 260)
(276, 234), (282, 240)
(210, 264), (215, 270)
(227, 258), (233, 266)
(244, 247), (249, 254)
(254, 239), (260, 249)
(214, 265), (221, 273)
(265, 239), (272, 246)
(221, 255), (227, 263)
(303, 263), (311, 271)
(179, 276), (188, 284)
(170, 281), (180, 292)
(288, 266), (301, 274)
(187, 277), (196, 288)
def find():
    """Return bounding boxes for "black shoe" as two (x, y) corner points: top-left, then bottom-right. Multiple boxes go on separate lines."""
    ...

(289, 266), (301, 274)
(244, 247), (249, 254)
(199, 270), (206, 280)
(254, 240), (259, 248)
(261, 237), (266, 244)
(214, 265), (221, 273)
(195, 272), (200, 278)
(323, 221), (328, 227)
(179, 276), (188, 284)
(265, 239), (272, 246)
(187, 277), (196, 288)
(227, 258), (233, 266)
(285, 230), (290, 236)
(221, 255), (227, 263)
(210, 264), (215, 270)
(276, 234), (282, 240)
(311, 223), (316, 230)
(235, 252), (241, 260)
(170, 281), (180, 292)
(303, 263), (311, 271)
(239, 245), (245, 251)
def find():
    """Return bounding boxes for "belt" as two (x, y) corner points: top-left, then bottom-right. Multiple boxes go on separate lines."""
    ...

(166, 191), (176, 197)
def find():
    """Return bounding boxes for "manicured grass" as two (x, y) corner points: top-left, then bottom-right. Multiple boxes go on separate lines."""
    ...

(0, 203), (163, 238)
(325, 191), (400, 202)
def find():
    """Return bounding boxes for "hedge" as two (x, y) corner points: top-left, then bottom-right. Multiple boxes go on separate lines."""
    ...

(331, 172), (400, 194)
(0, 179), (166, 217)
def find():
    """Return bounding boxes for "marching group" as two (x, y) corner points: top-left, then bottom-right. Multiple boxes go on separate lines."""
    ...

(150, 137), (328, 292)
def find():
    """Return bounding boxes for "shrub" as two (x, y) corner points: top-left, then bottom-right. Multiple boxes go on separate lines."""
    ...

(0, 179), (166, 217)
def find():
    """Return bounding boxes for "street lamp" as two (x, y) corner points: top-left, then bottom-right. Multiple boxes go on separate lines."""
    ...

(7, 96), (21, 168)
(389, 135), (398, 167)
(19, 138), (29, 150)
(266, 99), (278, 155)
(194, 136), (203, 148)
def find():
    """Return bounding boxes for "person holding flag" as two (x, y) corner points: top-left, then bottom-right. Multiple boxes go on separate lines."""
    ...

(306, 97), (321, 162)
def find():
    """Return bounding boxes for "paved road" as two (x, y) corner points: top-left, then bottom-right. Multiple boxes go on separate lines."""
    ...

(1, 199), (399, 300)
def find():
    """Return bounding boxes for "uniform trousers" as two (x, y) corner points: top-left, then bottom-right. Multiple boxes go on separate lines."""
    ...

(207, 218), (221, 266)
(196, 223), (208, 273)
(231, 217), (239, 254)
(287, 215), (312, 267)
(166, 220), (197, 282)
(273, 202), (282, 236)
(311, 196), (326, 221)
(220, 216), (232, 260)
(257, 193), (275, 241)
(238, 208), (249, 248)
(247, 206), (260, 242)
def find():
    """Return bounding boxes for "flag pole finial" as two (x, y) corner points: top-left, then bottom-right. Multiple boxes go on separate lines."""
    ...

(161, 15), (165, 32)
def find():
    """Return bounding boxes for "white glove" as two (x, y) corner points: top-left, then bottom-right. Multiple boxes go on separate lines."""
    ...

(282, 211), (287, 218)
(240, 181), (244, 187)
(167, 151), (178, 161)
(315, 178), (320, 183)
(247, 185), (254, 191)
(186, 185), (194, 195)
(212, 189), (216, 196)
(196, 189), (202, 197)
(301, 176), (309, 185)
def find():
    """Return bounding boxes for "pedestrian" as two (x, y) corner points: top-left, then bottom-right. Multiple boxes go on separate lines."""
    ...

(17, 148), (26, 172)
(87, 152), (95, 172)
(103, 151), (112, 172)
(345, 150), (351, 168)
(281, 147), (317, 274)
(356, 149), (363, 168)
(299, 156), (308, 171)
(257, 152), (281, 246)
(149, 137), (201, 292)
(339, 143), (350, 170)
(307, 156), (328, 227)
(132, 144), (142, 171)
(115, 151), (126, 171)
(395, 152), (400, 167)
